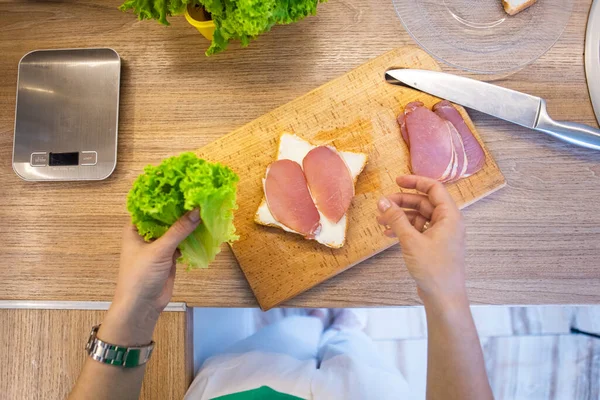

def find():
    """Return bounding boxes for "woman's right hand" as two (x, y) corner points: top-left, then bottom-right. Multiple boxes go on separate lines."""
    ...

(376, 175), (467, 304)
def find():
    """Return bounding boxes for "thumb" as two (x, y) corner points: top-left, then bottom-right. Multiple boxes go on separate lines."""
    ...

(155, 209), (201, 253)
(377, 197), (417, 242)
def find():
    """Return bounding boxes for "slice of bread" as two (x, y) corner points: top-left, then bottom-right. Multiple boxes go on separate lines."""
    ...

(502, 0), (538, 15)
(254, 133), (368, 248)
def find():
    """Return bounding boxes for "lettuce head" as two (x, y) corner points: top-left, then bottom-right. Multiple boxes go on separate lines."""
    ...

(127, 152), (239, 269)
(202, 0), (326, 56)
(118, 0), (326, 56)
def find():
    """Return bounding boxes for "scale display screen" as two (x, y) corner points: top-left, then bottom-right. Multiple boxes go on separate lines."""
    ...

(49, 152), (79, 166)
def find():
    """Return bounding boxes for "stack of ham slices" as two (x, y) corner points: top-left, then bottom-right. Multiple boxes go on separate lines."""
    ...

(255, 133), (368, 248)
(398, 100), (485, 183)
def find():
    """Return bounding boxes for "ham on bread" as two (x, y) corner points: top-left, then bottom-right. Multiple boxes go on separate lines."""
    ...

(303, 146), (355, 224)
(255, 133), (367, 248)
(264, 159), (321, 239)
(399, 101), (485, 183)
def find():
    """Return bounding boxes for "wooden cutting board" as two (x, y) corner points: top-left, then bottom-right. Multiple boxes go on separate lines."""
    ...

(196, 47), (506, 310)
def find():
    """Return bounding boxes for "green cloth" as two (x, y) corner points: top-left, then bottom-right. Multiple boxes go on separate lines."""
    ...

(212, 386), (305, 400)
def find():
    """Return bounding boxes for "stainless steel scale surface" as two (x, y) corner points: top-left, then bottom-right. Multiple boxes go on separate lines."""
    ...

(12, 48), (121, 181)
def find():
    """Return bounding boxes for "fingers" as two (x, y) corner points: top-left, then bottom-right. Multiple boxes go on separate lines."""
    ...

(155, 209), (201, 253)
(396, 175), (457, 210)
(123, 223), (146, 244)
(386, 192), (434, 219)
(411, 212), (429, 232)
(378, 210), (428, 234)
(377, 197), (418, 241)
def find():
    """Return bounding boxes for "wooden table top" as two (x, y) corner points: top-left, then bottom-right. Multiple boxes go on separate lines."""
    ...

(0, 0), (598, 307)
(0, 308), (192, 399)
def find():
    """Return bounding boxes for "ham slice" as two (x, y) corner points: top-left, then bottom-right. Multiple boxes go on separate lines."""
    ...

(446, 138), (459, 182)
(433, 100), (485, 176)
(444, 121), (468, 183)
(303, 146), (355, 223)
(404, 101), (424, 116)
(264, 159), (321, 238)
(397, 113), (409, 146)
(404, 102), (455, 181)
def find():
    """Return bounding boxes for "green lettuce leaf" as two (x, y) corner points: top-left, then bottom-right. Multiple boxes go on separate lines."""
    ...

(202, 0), (326, 56)
(127, 152), (239, 269)
(119, 0), (195, 25)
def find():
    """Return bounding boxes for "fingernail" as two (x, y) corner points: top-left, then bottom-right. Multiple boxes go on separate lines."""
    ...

(378, 197), (391, 212)
(187, 209), (201, 223)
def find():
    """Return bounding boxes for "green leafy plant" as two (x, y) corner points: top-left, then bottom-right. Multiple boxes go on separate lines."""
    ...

(119, 0), (195, 26)
(127, 152), (239, 269)
(119, 0), (326, 55)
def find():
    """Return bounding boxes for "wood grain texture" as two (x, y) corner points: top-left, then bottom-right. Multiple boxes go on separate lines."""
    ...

(197, 47), (505, 310)
(0, 308), (193, 400)
(0, 0), (599, 307)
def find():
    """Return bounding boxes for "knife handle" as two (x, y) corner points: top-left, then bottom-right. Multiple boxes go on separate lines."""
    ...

(536, 100), (600, 151)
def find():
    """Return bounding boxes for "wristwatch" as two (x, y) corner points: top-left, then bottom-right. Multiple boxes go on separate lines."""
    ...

(86, 324), (155, 368)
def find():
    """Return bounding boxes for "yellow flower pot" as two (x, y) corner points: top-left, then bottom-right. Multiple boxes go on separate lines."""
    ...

(184, 3), (215, 41)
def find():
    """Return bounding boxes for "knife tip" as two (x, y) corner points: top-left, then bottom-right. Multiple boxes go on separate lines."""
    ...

(384, 71), (399, 84)
(384, 70), (407, 87)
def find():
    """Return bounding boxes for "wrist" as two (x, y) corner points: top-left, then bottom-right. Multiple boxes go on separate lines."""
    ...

(98, 299), (158, 346)
(419, 287), (470, 314)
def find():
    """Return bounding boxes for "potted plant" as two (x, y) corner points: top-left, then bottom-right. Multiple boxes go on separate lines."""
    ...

(119, 0), (327, 56)
(184, 3), (216, 43)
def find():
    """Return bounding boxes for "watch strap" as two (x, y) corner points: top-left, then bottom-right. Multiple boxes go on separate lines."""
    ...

(86, 325), (155, 368)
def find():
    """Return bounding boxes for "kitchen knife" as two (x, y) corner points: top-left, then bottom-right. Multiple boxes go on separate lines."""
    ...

(385, 69), (600, 151)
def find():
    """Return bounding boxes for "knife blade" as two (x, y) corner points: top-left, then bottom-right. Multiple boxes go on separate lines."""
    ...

(385, 69), (600, 151)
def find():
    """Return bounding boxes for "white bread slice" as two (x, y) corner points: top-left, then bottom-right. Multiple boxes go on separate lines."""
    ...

(502, 0), (537, 15)
(254, 133), (368, 248)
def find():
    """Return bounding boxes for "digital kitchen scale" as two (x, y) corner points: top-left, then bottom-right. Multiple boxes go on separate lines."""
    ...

(12, 48), (121, 181)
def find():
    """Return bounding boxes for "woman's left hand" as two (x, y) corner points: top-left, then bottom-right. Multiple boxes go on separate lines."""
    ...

(99, 209), (201, 346)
